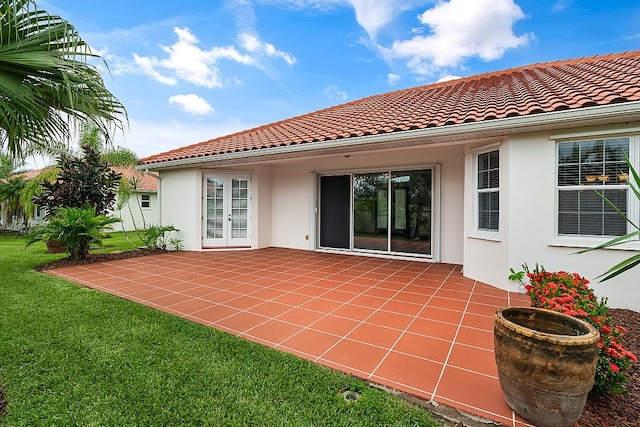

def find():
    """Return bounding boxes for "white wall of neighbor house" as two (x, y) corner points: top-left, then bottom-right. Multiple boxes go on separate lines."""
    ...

(113, 192), (158, 232)
(463, 131), (640, 311)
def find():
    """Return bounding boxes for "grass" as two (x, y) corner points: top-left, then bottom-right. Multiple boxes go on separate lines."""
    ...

(0, 234), (439, 426)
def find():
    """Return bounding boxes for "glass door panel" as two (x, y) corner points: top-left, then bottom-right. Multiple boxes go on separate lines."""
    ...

(353, 173), (389, 251)
(203, 175), (250, 247)
(390, 170), (432, 255)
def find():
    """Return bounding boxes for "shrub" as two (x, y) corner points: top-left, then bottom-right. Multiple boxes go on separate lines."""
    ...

(523, 264), (637, 395)
(33, 145), (121, 219)
(141, 224), (178, 250)
(26, 206), (120, 261)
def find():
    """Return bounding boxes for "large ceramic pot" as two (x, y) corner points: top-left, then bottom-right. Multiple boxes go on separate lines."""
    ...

(45, 238), (67, 254)
(494, 307), (599, 427)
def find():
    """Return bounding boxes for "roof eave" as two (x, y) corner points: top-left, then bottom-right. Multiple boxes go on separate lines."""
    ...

(138, 101), (640, 171)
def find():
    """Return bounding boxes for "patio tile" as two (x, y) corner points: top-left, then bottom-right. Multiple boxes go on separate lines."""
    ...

(466, 302), (501, 317)
(320, 339), (388, 374)
(407, 317), (458, 341)
(370, 352), (442, 399)
(349, 294), (387, 309)
(276, 307), (327, 327)
(300, 297), (343, 313)
(146, 292), (193, 306)
(168, 298), (214, 315)
(461, 312), (495, 330)
(272, 292), (312, 307)
(309, 315), (360, 336)
(380, 299), (423, 317)
(419, 306), (464, 324)
(434, 367), (514, 425)
(331, 304), (375, 322)
(455, 326), (494, 350)
(242, 319), (302, 345)
(365, 310), (413, 331)
(225, 295), (264, 311)
(346, 323), (403, 349)
(200, 290), (241, 304)
(427, 296), (469, 311)
(214, 311), (269, 334)
(447, 344), (498, 377)
(250, 301), (293, 318)
(278, 329), (342, 359)
(393, 332), (451, 363)
(192, 304), (239, 323)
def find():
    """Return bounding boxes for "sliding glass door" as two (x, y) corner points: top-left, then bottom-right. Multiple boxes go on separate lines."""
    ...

(320, 168), (433, 257)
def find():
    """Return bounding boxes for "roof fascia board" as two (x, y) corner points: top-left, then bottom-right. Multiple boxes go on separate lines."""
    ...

(140, 101), (640, 170)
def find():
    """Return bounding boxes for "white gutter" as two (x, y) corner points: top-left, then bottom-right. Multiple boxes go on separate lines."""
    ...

(139, 101), (640, 170)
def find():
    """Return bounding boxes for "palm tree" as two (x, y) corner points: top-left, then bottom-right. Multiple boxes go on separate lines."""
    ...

(0, 0), (126, 158)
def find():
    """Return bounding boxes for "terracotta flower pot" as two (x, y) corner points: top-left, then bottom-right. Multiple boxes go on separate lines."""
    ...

(45, 238), (67, 254)
(494, 307), (599, 427)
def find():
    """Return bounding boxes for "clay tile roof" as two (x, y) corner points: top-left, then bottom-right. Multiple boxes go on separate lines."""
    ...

(140, 50), (640, 166)
(115, 167), (158, 192)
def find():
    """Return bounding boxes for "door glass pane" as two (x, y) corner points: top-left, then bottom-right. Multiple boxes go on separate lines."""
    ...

(231, 179), (248, 239)
(205, 177), (224, 239)
(354, 173), (388, 251)
(320, 175), (351, 249)
(391, 170), (432, 254)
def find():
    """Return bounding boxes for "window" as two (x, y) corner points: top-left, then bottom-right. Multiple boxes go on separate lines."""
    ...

(477, 150), (499, 231)
(141, 194), (151, 209)
(557, 138), (630, 237)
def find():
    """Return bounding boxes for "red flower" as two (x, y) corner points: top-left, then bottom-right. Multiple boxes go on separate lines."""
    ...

(601, 325), (612, 334)
(609, 362), (620, 373)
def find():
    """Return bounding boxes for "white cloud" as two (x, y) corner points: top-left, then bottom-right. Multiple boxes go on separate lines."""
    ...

(169, 94), (215, 117)
(133, 26), (295, 89)
(380, 0), (532, 74)
(387, 73), (400, 85)
(237, 33), (296, 65)
(437, 74), (461, 82)
(552, 0), (571, 12)
(323, 85), (348, 101)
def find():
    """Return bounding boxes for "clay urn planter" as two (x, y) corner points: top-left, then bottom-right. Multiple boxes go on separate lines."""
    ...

(494, 307), (599, 427)
(45, 238), (67, 254)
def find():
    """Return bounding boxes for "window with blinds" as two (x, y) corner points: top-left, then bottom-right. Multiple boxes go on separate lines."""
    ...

(477, 150), (499, 231)
(557, 138), (629, 236)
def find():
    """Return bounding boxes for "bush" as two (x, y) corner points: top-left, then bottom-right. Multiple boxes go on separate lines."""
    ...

(141, 224), (178, 250)
(524, 264), (637, 395)
(33, 145), (121, 219)
(26, 206), (120, 261)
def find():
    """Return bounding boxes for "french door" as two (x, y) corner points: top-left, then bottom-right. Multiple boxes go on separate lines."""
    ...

(319, 169), (434, 257)
(202, 174), (251, 247)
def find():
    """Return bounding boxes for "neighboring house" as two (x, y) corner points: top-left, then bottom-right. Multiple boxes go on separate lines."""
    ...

(112, 167), (159, 232)
(0, 169), (45, 231)
(139, 51), (640, 311)
(1, 167), (158, 233)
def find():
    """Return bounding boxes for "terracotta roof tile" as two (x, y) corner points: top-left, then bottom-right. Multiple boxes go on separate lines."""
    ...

(115, 167), (158, 192)
(140, 50), (640, 166)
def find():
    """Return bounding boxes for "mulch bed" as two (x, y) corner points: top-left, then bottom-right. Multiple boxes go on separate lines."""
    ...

(21, 249), (640, 426)
(579, 308), (640, 427)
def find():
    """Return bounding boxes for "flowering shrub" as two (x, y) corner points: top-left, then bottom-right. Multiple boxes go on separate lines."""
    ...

(523, 264), (637, 395)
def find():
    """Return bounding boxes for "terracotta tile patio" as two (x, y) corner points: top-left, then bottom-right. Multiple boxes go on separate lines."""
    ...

(46, 247), (533, 426)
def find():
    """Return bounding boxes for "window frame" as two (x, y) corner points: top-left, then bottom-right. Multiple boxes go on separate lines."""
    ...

(475, 148), (500, 234)
(141, 194), (151, 209)
(554, 135), (640, 244)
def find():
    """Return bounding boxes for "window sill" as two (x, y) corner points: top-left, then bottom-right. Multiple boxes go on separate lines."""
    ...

(549, 238), (640, 251)
(468, 232), (501, 242)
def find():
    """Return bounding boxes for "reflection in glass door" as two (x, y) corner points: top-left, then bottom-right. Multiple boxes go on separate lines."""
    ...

(351, 169), (432, 255)
(202, 175), (250, 247)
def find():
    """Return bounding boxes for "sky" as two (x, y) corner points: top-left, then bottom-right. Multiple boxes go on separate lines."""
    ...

(32, 0), (640, 167)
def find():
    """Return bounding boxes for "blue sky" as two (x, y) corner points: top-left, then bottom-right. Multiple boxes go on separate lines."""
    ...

(37, 0), (640, 163)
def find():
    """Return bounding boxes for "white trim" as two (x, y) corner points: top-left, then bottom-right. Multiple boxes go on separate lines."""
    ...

(550, 125), (640, 141)
(140, 102), (640, 170)
(468, 141), (502, 153)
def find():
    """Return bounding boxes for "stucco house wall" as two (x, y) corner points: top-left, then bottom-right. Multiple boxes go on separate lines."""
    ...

(462, 129), (640, 310)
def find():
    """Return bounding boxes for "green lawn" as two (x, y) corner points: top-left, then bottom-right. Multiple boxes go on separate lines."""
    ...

(0, 234), (439, 426)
